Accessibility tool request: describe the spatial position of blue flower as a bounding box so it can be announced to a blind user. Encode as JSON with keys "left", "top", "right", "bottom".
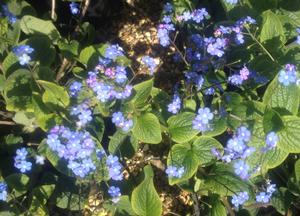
{"left": 231, "top": 191, "right": 249, "bottom": 208}
{"left": 70, "top": 2, "right": 79, "bottom": 15}
{"left": 206, "top": 38, "right": 227, "bottom": 57}
{"left": 12, "top": 45, "right": 34, "bottom": 65}
{"left": 236, "top": 126, "right": 251, "bottom": 142}
{"left": 0, "top": 182, "right": 8, "bottom": 201}
{"left": 69, "top": 81, "right": 82, "bottom": 97}
{"left": 265, "top": 132, "right": 279, "bottom": 149}
{"left": 15, "top": 160, "right": 32, "bottom": 173}
{"left": 256, "top": 192, "right": 271, "bottom": 203}
{"left": 228, "top": 74, "right": 243, "bottom": 86}
{"left": 112, "top": 112, "right": 133, "bottom": 132}
{"left": 164, "top": 3, "right": 173, "bottom": 13}
{"left": 108, "top": 186, "right": 121, "bottom": 203}
{"left": 141, "top": 56, "right": 157, "bottom": 75}
{"left": 167, "top": 94, "right": 181, "bottom": 114}
{"left": 106, "top": 155, "right": 123, "bottom": 181}
{"left": 166, "top": 166, "right": 185, "bottom": 178}
{"left": 233, "top": 160, "right": 249, "bottom": 179}
{"left": 192, "top": 8, "right": 209, "bottom": 23}
{"left": 204, "top": 87, "right": 215, "bottom": 95}
{"left": 35, "top": 155, "right": 45, "bottom": 165}
{"left": 192, "top": 107, "right": 214, "bottom": 132}
{"left": 1, "top": 5, "right": 17, "bottom": 23}
{"left": 278, "top": 64, "right": 297, "bottom": 86}
{"left": 105, "top": 44, "right": 124, "bottom": 60}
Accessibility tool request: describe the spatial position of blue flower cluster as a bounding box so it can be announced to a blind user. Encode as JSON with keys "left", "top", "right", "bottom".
{"left": 141, "top": 56, "right": 158, "bottom": 75}
{"left": 165, "top": 165, "right": 185, "bottom": 178}
{"left": 256, "top": 181, "right": 276, "bottom": 203}
{"left": 12, "top": 45, "right": 34, "bottom": 65}
{"left": 185, "top": 72, "right": 204, "bottom": 90}
{"left": 46, "top": 126, "right": 96, "bottom": 178}
{"left": 167, "top": 94, "right": 181, "bottom": 114}
{"left": 69, "top": 2, "right": 79, "bottom": 15}
{"left": 231, "top": 191, "right": 249, "bottom": 208}
{"left": 192, "top": 107, "right": 214, "bottom": 132}
{"left": 70, "top": 103, "right": 92, "bottom": 128}
{"left": 0, "top": 182, "right": 8, "bottom": 201}
{"left": 69, "top": 81, "right": 82, "bottom": 97}
{"left": 228, "top": 66, "right": 250, "bottom": 86}
{"left": 105, "top": 44, "right": 124, "bottom": 60}
{"left": 278, "top": 64, "right": 297, "bottom": 86}
{"left": 176, "top": 8, "right": 209, "bottom": 23}
{"left": 112, "top": 112, "right": 133, "bottom": 132}
{"left": 14, "top": 148, "right": 32, "bottom": 173}
{"left": 1, "top": 5, "right": 17, "bottom": 23}
{"left": 106, "top": 155, "right": 123, "bottom": 181}
{"left": 108, "top": 186, "right": 121, "bottom": 203}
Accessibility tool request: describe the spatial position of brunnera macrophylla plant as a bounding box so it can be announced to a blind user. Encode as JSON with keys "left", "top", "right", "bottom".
{"left": 1, "top": 0, "right": 300, "bottom": 215}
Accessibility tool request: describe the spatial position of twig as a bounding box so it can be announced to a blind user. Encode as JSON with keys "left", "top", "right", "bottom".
{"left": 0, "top": 120, "right": 16, "bottom": 125}
{"left": 51, "top": 0, "right": 56, "bottom": 20}
{"left": 56, "top": 58, "right": 70, "bottom": 82}
{"left": 191, "top": 193, "right": 201, "bottom": 216}
{"left": 170, "top": 39, "right": 189, "bottom": 66}
{"left": 222, "top": 197, "right": 235, "bottom": 216}
{"left": 81, "top": 0, "right": 90, "bottom": 19}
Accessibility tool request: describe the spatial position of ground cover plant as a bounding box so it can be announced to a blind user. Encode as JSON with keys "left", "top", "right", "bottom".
{"left": 1, "top": 0, "right": 300, "bottom": 215}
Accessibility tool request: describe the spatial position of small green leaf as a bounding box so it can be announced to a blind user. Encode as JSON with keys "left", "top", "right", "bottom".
{"left": 20, "top": 15, "right": 60, "bottom": 41}
{"left": 263, "top": 77, "right": 300, "bottom": 114}
{"left": 168, "top": 112, "right": 199, "bottom": 143}
{"left": 208, "top": 196, "right": 227, "bottom": 216}
{"left": 167, "top": 144, "right": 199, "bottom": 185}
{"left": 131, "top": 165, "right": 162, "bottom": 216}
{"left": 37, "top": 80, "right": 70, "bottom": 108}
{"left": 295, "top": 159, "right": 300, "bottom": 182}
{"left": 58, "top": 39, "right": 79, "bottom": 60}
{"left": 132, "top": 113, "right": 162, "bottom": 144}
{"left": 79, "top": 44, "right": 107, "bottom": 68}
{"left": 132, "top": 79, "right": 153, "bottom": 108}
{"left": 192, "top": 137, "right": 223, "bottom": 165}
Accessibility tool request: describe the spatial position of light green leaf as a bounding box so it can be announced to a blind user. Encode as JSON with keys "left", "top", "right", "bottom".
{"left": 79, "top": 44, "right": 107, "bottom": 68}
{"left": 263, "top": 77, "right": 300, "bottom": 114}
{"left": 278, "top": 116, "right": 300, "bottom": 153}
{"left": 208, "top": 196, "right": 227, "bottom": 216}
{"left": 295, "top": 159, "right": 300, "bottom": 182}
{"left": 167, "top": 144, "right": 199, "bottom": 185}
{"left": 20, "top": 15, "right": 60, "bottom": 41}
{"left": 168, "top": 112, "right": 198, "bottom": 143}
{"left": 260, "top": 10, "right": 285, "bottom": 45}
{"left": 132, "top": 113, "right": 162, "bottom": 144}
{"left": 131, "top": 165, "right": 162, "bottom": 216}
{"left": 4, "top": 69, "right": 33, "bottom": 112}
{"left": 192, "top": 137, "right": 223, "bottom": 165}
{"left": 37, "top": 80, "right": 70, "bottom": 108}
{"left": 133, "top": 79, "right": 153, "bottom": 108}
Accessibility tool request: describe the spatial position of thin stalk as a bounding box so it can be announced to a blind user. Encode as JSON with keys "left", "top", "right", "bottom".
{"left": 222, "top": 197, "right": 235, "bottom": 216}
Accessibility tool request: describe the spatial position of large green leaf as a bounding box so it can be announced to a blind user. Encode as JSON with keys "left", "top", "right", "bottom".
{"left": 201, "top": 164, "right": 251, "bottom": 196}
{"left": 192, "top": 137, "right": 223, "bottom": 165}
{"left": 132, "top": 113, "right": 162, "bottom": 144}
{"left": 37, "top": 80, "right": 70, "bottom": 108}
{"left": 278, "top": 116, "right": 300, "bottom": 153}
{"left": 167, "top": 144, "right": 199, "bottom": 185}
{"left": 132, "top": 79, "right": 153, "bottom": 108}
{"left": 131, "top": 165, "right": 162, "bottom": 216}
{"left": 20, "top": 15, "right": 60, "bottom": 41}
{"left": 4, "top": 69, "right": 33, "bottom": 112}
{"left": 167, "top": 112, "right": 199, "bottom": 143}
{"left": 263, "top": 78, "right": 300, "bottom": 114}
{"left": 260, "top": 10, "right": 285, "bottom": 47}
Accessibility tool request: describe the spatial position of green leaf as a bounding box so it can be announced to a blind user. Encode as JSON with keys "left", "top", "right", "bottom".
{"left": 79, "top": 44, "right": 107, "bottom": 68}
{"left": 132, "top": 79, "right": 153, "bottom": 108}
{"left": 4, "top": 69, "right": 33, "bottom": 112}
{"left": 108, "top": 131, "right": 138, "bottom": 157}
{"left": 55, "top": 191, "right": 85, "bottom": 211}
{"left": 4, "top": 134, "right": 23, "bottom": 146}
{"left": 263, "top": 108, "right": 284, "bottom": 133}
{"left": 208, "top": 196, "right": 227, "bottom": 216}
{"left": 131, "top": 165, "right": 162, "bottom": 216}
{"left": 167, "top": 144, "right": 199, "bottom": 185}
{"left": 5, "top": 173, "right": 30, "bottom": 198}
{"left": 58, "top": 39, "right": 79, "bottom": 60}
{"left": 37, "top": 80, "right": 70, "bottom": 108}
{"left": 132, "top": 113, "right": 162, "bottom": 144}
{"left": 20, "top": 15, "right": 60, "bottom": 41}
{"left": 167, "top": 112, "right": 199, "bottom": 143}
{"left": 260, "top": 10, "right": 285, "bottom": 47}
{"left": 203, "top": 116, "right": 227, "bottom": 137}
{"left": 192, "top": 137, "right": 223, "bottom": 165}
{"left": 278, "top": 116, "right": 300, "bottom": 153}
{"left": 263, "top": 77, "right": 300, "bottom": 114}
{"left": 29, "top": 184, "right": 55, "bottom": 215}
{"left": 295, "top": 159, "right": 300, "bottom": 183}
{"left": 202, "top": 164, "right": 251, "bottom": 196}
